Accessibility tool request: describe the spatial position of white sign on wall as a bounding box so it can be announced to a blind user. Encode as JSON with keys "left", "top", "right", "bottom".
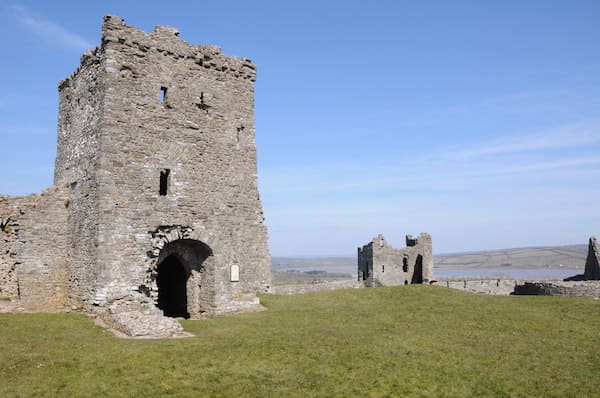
{"left": 230, "top": 264, "right": 240, "bottom": 282}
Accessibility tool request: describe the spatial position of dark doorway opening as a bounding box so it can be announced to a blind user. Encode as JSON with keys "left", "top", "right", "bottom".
{"left": 411, "top": 254, "right": 423, "bottom": 284}
{"left": 157, "top": 255, "right": 190, "bottom": 318}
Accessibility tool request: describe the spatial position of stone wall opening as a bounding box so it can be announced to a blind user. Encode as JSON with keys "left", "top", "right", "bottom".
{"left": 159, "top": 169, "right": 170, "bottom": 196}
{"left": 411, "top": 254, "right": 423, "bottom": 284}
{"left": 153, "top": 237, "right": 213, "bottom": 318}
{"left": 157, "top": 255, "right": 189, "bottom": 318}
{"left": 159, "top": 86, "right": 167, "bottom": 104}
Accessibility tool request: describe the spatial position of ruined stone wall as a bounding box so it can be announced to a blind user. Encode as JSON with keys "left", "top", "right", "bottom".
{"left": 0, "top": 196, "right": 24, "bottom": 299}
{"left": 433, "top": 278, "right": 600, "bottom": 298}
{"left": 434, "top": 279, "right": 522, "bottom": 295}
{"left": 55, "top": 16, "right": 270, "bottom": 315}
{"left": 513, "top": 281, "right": 600, "bottom": 298}
{"left": 583, "top": 237, "right": 599, "bottom": 279}
{"left": 0, "top": 187, "right": 70, "bottom": 309}
{"left": 272, "top": 280, "right": 363, "bottom": 295}
{"left": 358, "top": 233, "right": 433, "bottom": 287}
{"left": 564, "top": 237, "right": 599, "bottom": 281}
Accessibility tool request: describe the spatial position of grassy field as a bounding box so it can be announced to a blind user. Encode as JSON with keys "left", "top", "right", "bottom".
{"left": 1, "top": 286, "right": 599, "bottom": 397}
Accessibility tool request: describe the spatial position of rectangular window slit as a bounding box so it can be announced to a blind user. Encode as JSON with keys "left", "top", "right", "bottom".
{"left": 159, "top": 169, "right": 170, "bottom": 196}
{"left": 159, "top": 87, "right": 168, "bottom": 104}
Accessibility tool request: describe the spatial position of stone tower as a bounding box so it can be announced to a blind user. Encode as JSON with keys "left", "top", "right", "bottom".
{"left": 0, "top": 15, "right": 271, "bottom": 322}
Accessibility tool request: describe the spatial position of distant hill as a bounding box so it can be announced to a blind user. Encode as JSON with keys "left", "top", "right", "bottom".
{"left": 272, "top": 244, "right": 588, "bottom": 274}
{"left": 272, "top": 257, "right": 355, "bottom": 274}
{"left": 435, "top": 244, "right": 587, "bottom": 269}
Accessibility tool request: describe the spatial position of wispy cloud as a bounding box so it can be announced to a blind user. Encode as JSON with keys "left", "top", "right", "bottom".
{"left": 10, "top": 5, "right": 93, "bottom": 51}
{"left": 450, "top": 119, "right": 600, "bottom": 160}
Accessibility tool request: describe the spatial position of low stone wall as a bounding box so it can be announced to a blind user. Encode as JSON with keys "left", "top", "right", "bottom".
{"left": 513, "top": 281, "right": 600, "bottom": 298}
{"left": 272, "top": 280, "right": 363, "bottom": 295}
{"left": 434, "top": 278, "right": 600, "bottom": 298}
{"left": 432, "top": 279, "right": 524, "bottom": 295}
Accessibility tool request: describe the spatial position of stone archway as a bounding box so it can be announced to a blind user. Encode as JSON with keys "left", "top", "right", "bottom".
{"left": 153, "top": 238, "right": 213, "bottom": 318}
{"left": 157, "top": 254, "right": 189, "bottom": 318}
{"left": 147, "top": 226, "right": 215, "bottom": 318}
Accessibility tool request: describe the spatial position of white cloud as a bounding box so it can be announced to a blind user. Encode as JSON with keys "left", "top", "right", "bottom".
{"left": 450, "top": 119, "right": 600, "bottom": 160}
{"left": 11, "top": 5, "right": 93, "bottom": 51}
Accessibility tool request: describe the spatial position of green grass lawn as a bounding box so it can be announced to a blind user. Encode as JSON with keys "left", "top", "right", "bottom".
{"left": 1, "top": 286, "right": 598, "bottom": 397}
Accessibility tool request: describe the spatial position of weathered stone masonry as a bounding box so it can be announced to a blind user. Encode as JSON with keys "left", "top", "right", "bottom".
{"left": 358, "top": 234, "right": 433, "bottom": 287}
{"left": 0, "top": 186, "right": 70, "bottom": 310}
{"left": 0, "top": 16, "right": 271, "bottom": 329}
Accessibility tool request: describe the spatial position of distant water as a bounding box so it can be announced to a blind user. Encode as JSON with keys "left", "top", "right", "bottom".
{"left": 273, "top": 261, "right": 583, "bottom": 281}
{"left": 434, "top": 267, "right": 581, "bottom": 280}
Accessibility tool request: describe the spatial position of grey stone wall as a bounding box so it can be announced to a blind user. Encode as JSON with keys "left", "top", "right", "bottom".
{"left": 434, "top": 279, "right": 522, "bottom": 295}
{"left": 0, "top": 186, "right": 70, "bottom": 310}
{"left": 513, "top": 281, "right": 600, "bottom": 298}
{"left": 565, "top": 236, "right": 600, "bottom": 281}
{"left": 54, "top": 47, "right": 105, "bottom": 308}
{"left": 584, "top": 237, "right": 600, "bottom": 279}
{"left": 0, "top": 196, "right": 23, "bottom": 300}
{"left": 358, "top": 233, "right": 433, "bottom": 287}
{"left": 272, "top": 280, "right": 363, "bottom": 295}
{"left": 433, "top": 278, "right": 600, "bottom": 298}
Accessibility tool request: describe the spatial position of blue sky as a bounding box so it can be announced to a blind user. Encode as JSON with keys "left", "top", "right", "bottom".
{"left": 1, "top": 1, "right": 599, "bottom": 256}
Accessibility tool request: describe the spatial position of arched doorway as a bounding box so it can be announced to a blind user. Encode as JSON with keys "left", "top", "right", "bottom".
{"left": 157, "top": 255, "right": 189, "bottom": 318}
{"left": 153, "top": 238, "right": 213, "bottom": 319}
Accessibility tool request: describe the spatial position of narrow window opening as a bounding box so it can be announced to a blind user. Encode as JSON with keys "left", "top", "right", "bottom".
{"left": 196, "top": 92, "right": 211, "bottom": 113}
{"left": 159, "top": 87, "right": 168, "bottom": 104}
{"left": 402, "top": 256, "right": 409, "bottom": 272}
{"left": 159, "top": 169, "right": 170, "bottom": 196}
{"left": 382, "top": 265, "right": 385, "bottom": 273}
{"left": 236, "top": 125, "right": 245, "bottom": 143}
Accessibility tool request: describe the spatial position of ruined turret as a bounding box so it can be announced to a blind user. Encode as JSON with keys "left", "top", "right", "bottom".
{"left": 565, "top": 236, "right": 600, "bottom": 281}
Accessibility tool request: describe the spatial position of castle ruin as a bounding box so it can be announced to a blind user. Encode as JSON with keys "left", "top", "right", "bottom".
{"left": 358, "top": 234, "right": 433, "bottom": 287}
{"left": 565, "top": 236, "right": 600, "bottom": 281}
{"left": 0, "top": 16, "right": 271, "bottom": 336}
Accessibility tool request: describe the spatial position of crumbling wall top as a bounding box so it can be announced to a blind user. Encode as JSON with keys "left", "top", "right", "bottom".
{"left": 153, "top": 25, "right": 180, "bottom": 37}
{"left": 100, "top": 15, "right": 255, "bottom": 78}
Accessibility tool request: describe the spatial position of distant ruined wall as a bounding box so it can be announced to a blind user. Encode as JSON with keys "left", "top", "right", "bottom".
{"left": 0, "top": 187, "right": 70, "bottom": 309}
{"left": 272, "top": 280, "right": 363, "bottom": 295}
{"left": 564, "top": 237, "right": 600, "bottom": 281}
{"left": 513, "top": 281, "right": 600, "bottom": 298}
{"left": 434, "top": 279, "right": 522, "bottom": 295}
{"left": 433, "top": 278, "right": 600, "bottom": 298}
{"left": 583, "top": 237, "right": 600, "bottom": 280}
{"left": 358, "top": 233, "right": 433, "bottom": 287}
